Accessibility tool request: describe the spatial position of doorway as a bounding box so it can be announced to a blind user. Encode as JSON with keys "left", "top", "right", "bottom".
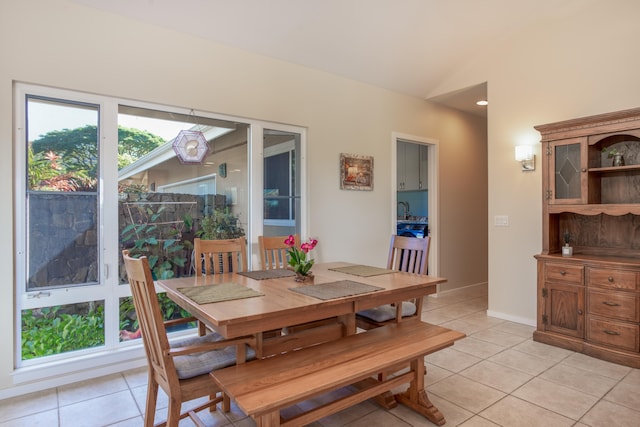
{"left": 392, "top": 133, "right": 439, "bottom": 276}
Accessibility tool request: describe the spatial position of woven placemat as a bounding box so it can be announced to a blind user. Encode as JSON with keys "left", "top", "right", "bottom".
{"left": 329, "top": 265, "right": 394, "bottom": 277}
{"left": 289, "top": 280, "right": 383, "bottom": 300}
{"left": 178, "top": 283, "right": 264, "bottom": 304}
{"left": 237, "top": 269, "right": 296, "bottom": 280}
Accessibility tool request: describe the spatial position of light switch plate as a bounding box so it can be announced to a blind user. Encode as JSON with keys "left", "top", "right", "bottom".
{"left": 494, "top": 215, "right": 509, "bottom": 227}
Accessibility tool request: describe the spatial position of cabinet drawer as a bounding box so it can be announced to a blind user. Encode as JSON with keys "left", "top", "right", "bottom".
{"left": 588, "top": 290, "right": 638, "bottom": 322}
{"left": 587, "top": 268, "right": 638, "bottom": 290}
{"left": 587, "top": 318, "right": 639, "bottom": 352}
{"left": 545, "top": 263, "right": 584, "bottom": 285}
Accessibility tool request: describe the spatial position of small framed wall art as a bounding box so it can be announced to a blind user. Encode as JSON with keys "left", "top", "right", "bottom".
{"left": 339, "top": 153, "right": 373, "bottom": 191}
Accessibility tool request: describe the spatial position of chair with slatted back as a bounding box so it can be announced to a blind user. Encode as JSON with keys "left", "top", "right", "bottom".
{"left": 257, "top": 235, "right": 301, "bottom": 337}
{"left": 257, "top": 234, "right": 335, "bottom": 336}
{"left": 193, "top": 237, "right": 248, "bottom": 336}
{"left": 194, "top": 237, "right": 248, "bottom": 276}
{"left": 122, "top": 250, "right": 255, "bottom": 427}
{"left": 258, "top": 234, "right": 300, "bottom": 270}
{"left": 356, "top": 235, "right": 431, "bottom": 330}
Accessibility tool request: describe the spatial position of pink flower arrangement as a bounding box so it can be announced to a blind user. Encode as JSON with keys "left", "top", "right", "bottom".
{"left": 285, "top": 235, "right": 318, "bottom": 277}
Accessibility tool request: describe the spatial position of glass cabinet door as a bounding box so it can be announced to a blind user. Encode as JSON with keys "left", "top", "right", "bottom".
{"left": 548, "top": 138, "right": 587, "bottom": 204}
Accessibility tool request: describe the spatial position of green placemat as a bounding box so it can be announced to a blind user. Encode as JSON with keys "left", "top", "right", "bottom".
{"left": 289, "top": 280, "right": 383, "bottom": 300}
{"left": 329, "top": 265, "right": 394, "bottom": 277}
{"left": 237, "top": 269, "right": 296, "bottom": 280}
{"left": 178, "top": 282, "right": 264, "bottom": 304}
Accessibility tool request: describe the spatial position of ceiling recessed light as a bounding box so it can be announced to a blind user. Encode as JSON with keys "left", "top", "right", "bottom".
{"left": 476, "top": 100, "right": 488, "bottom": 106}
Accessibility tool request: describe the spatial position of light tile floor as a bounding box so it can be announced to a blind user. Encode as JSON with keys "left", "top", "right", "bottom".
{"left": 2, "top": 284, "right": 640, "bottom": 426}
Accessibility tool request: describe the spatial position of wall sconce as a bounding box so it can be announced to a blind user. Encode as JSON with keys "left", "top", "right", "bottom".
{"left": 515, "top": 145, "right": 535, "bottom": 171}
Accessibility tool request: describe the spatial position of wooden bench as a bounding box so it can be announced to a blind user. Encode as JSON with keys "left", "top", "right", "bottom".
{"left": 211, "top": 321, "right": 465, "bottom": 427}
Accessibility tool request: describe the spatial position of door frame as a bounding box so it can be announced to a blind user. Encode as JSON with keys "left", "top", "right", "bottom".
{"left": 391, "top": 132, "right": 439, "bottom": 281}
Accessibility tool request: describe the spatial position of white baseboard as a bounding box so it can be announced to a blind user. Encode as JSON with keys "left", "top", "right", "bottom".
{"left": 486, "top": 310, "right": 536, "bottom": 327}
{"left": 431, "top": 281, "right": 487, "bottom": 297}
{"left": 1, "top": 358, "right": 147, "bottom": 400}
{"left": 1, "top": 347, "right": 147, "bottom": 400}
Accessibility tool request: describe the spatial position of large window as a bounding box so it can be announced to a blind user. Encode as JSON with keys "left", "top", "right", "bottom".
{"left": 15, "top": 84, "right": 305, "bottom": 375}
{"left": 21, "top": 96, "right": 104, "bottom": 359}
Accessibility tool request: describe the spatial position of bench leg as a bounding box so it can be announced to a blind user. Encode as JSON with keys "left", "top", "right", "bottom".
{"left": 351, "top": 377, "right": 398, "bottom": 409}
{"left": 394, "top": 358, "right": 446, "bottom": 426}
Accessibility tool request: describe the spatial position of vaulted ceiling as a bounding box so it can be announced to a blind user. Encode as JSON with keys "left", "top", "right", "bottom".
{"left": 74, "top": 0, "right": 594, "bottom": 118}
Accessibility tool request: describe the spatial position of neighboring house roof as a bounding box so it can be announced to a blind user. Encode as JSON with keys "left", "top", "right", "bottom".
{"left": 118, "top": 126, "right": 233, "bottom": 181}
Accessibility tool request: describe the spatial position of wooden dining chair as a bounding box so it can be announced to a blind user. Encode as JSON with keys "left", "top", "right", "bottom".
{"left": 258, "top": 234, "right": 300, "bottom": 270}
{"left": 356, "top": 235, "right": 431, "bottom": 330}
{"left": 194, "top": 237, "right": 249, "bottom": 276}
{"left": 193, "top": 237, "right": 248, "bottom": 335}
{"left": 257, "top": 234, "right": 335, "bottom": 337}
{"left": 122, "top": 250, "right": 255, "bottom": 427}
{"left": 257, "top": 235, "right": 303, "bottom": 338}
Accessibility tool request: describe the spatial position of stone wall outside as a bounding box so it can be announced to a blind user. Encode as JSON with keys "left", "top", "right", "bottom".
{"left": 27, "top": 191, "right": 226, "bottom": 289}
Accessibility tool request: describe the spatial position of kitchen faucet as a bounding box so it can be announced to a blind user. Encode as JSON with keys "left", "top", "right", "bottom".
{"left": 398, "top": 201, "right": 410, "bottom": 220}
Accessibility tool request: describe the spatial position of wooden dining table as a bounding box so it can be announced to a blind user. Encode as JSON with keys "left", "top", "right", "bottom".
{"left": 156, "top": 261, "right": 446, "bottom": 351}
{"left": 156, "top": 261, "right": 453, "bottom": 424}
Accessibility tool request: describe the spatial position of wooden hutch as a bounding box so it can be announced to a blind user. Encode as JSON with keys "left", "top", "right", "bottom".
{"left": 534, "top": 108, "right": 640, "bottom": 368}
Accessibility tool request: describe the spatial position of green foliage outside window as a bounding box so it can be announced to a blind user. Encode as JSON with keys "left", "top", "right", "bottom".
{"left": 28, "top": 125, "right": 164, "bottom": 192}
{"left": 197, "top": 207, "right": 245, "bottom": 240}
{"left": 31, "top": 125, "right": 164, "bottom": 173}
{"left": 28, "top": 147, "right": 96, "bottom": 191}
{"left": 120, "top": 206, "right": 188, "bottom": 280}
{"left": 119, "top": 293, "right": 195, "bottom": 341}
{"left": 20, "top": 294, "right": 194, "bottom": 358}
{"left": 21, "top": 303, "right": 104, "bottom": 360}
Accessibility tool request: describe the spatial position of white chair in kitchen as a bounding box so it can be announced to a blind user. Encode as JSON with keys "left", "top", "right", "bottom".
{"left": 356, "top": 235, "right": 430, "bottom": 330}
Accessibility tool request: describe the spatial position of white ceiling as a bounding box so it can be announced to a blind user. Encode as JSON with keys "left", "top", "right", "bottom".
{"left": 74, "top": 0, "right": 592, "bottom": 118}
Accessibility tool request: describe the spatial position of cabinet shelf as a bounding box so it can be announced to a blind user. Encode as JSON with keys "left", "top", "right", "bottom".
{"left": 588, "top": 164, "right": 640, "bottom": 174}
{"left": 547, "top": 204, "right": 640, "bottom": 215}
{"left": 537, "top": 253, "right": 640, "bottom": 266}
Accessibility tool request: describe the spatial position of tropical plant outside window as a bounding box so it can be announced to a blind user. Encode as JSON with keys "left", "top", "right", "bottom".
{"left": 20, "top": 96, "right": 247, "bottom": 359}
{"left": 16, "top": 85, "right": 302, "bottom": 371}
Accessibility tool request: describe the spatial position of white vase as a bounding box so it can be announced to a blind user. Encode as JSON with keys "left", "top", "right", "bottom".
{"left": 612, "top": 154, "right": 624, "bottom": 167}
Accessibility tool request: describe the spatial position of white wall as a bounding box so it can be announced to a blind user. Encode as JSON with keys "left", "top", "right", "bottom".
{"left": 430, "top": 0, "right": 640, "bottom": 324}
{"left": 0, "top": 0, "right": 487, "bottom": 396}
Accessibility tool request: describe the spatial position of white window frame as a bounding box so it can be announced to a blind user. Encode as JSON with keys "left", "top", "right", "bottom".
{"left": 12, "top": 83, "right": 308, "bottom": 394}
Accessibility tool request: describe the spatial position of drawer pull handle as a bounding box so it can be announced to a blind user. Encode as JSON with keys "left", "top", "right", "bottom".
{"left": 560, "top": 271, "right": 566, "bottom": 275}
{"left": 603, "top": 329, "right": 620, "bottom": 335}
{"left": 602, "top": 301, "right": 620, "bottom": 307}
{"left": 608, "top": 276, "right": 614, "bottom": 282}
{"left": 577, "top": 309, "right": 583, "bottom": 315}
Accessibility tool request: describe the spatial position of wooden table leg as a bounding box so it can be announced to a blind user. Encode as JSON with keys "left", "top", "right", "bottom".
{"left": 255, "top": 332, "right": 264, "bottom": 359}
{"left": 338, "top": 313, "right": 356, "bottom": 336}
{"left": 394, "top": 358, "right": 446, "bottom": 426}
{"left": 256, "top": 411, "right": 280, "bottom": 427}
